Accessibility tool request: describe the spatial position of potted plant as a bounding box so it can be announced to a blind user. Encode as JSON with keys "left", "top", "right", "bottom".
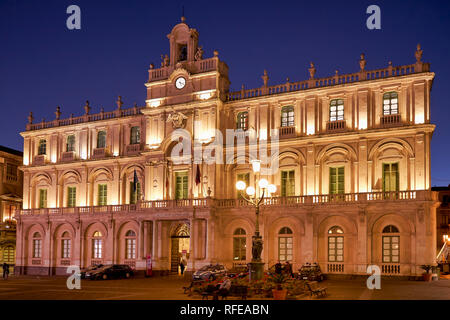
{"left": 420, "top": 265, "right": 433, "bottom": 282}
{"left": 269, "top": 273, "right": 288, "bottom": 300}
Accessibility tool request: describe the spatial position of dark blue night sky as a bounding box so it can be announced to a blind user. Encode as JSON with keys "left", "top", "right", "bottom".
{"left": 1, "top": 0, "right": 449, "bottom": 186}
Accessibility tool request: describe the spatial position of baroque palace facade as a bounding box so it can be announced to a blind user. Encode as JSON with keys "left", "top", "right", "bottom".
{"left": 16, "top": 18, "right": 438, "bottom": 277}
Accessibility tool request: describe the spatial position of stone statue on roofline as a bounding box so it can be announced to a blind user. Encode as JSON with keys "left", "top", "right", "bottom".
{"left": 194, "top": 46, "right": 204, "bottom": 61}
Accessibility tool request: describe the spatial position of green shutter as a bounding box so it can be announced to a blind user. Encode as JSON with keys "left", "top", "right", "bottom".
{"left": 67, "top": 187, "right": 76, "bottom": 207}
{"left": 237, "top": 173, "right": 250, "bottom": 198}
{"left": 281, "top": 170, "right": 295, "bottom": 197}
{"left": 330, "top": 167, "right": 344, "bottom": 194}
{"left": 39, "top": 189, "right": 47, "bottom": 208}
{"left": 175, "top": 172, "right": 188, "bottom": 200}
{"left": 129, "top": 182, "right": 141, "bottom": 204}
{"left": 383, "top": 163, "right": 399, "bottom": 192}
{"left": 98, "top": 184, "right": 107, "bottom": 206}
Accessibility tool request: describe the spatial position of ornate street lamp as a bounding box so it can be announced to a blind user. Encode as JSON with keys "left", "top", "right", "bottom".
{"left": 236, "top": 160, "right": 276, "bottom": 280}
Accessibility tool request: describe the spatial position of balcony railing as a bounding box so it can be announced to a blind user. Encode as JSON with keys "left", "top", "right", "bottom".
{"left": 33, "top": 155, "right": 45, "bottom": 166}
{"left": 26, "top": 105, "right": 144, "bottom": 131}
{"left": 279, "top": 126, "right": 296, "bottom": 138}
{"left": 16, "top": 190, "right": 436, "bottom": 217}
{"left": 93, "top": 148, "right": 107, "bottom": 159}
{"left": 148, "top": 57, "right": 220, "bottom": 82}
{"left": 381, "top": 114, "right": 401, "bottom": 127}
{"left": 126, "top": 144, "right": 141, "bottom": 155}
{"left": 227, "top": 62, "right": 430, "bottom": 102}
{"left": 61, "top": 151, "right": 75, "bottom": 162}
{"left": 327, "top": 263, "right": 345, "bottom": 273}
{"left": 381, "top": 264, "right": 401, "bottom": 275}
{"left": 327, "top": 120, "right": 346, "bottom": 132}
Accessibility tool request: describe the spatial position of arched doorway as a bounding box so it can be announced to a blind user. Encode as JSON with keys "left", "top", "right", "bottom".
{"left": 170, "top": 224, "right": 190, "bottom": 274}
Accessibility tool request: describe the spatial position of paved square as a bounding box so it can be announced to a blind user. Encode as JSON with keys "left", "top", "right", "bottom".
{"left": 0, "top": 275, "right": 450, "bottom": 300}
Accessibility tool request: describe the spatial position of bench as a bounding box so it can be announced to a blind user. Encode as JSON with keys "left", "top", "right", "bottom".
{"left": 183, "top": 280, "right": 205, "bottom": 295}
{"left": 305, "top": 281, "right": 327, "bottom": 298}
{"left": 228, "top": 285, "right": 248, "bottom": 300}
{"left": 201, "top": 284, "right": 248, "bottom": 300}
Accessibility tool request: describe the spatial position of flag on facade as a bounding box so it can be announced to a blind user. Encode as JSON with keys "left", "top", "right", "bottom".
{"left": 133, "top": 169, "right": 138, "bottom": 192}
{"left": 195, "top": 164, "right": 201, "bottom": 185}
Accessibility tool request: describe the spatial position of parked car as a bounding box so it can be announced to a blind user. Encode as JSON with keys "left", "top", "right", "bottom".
{"left": 78, "top": 264, "right": 104, "bottom": 279}
{"left": 193, "top": 264, "right": 227, "bottom": 281}
{"left": 85, "top": 264, "right": 134, "bottom": 280}
{"left": 298, "top": 263, "right": 324, "bottom": 282}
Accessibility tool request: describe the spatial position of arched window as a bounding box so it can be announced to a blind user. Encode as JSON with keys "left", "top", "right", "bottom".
{"left": 328, "top": 226, "right": 344, "bottom": 262}
{"left": 92, "top": 231, "right": 103, "bottom": 259}
{"left": 3, "top": 246, "right": 15, "bottom": 264}
{"left": 61, "top": 232, "right": 71, "bottom": 259}
{"left": 278, "top": 227, "right": 293, "bottom": 262}
{"left": 383, "top": 92, "right": 398, "bottom": 115}
{"left": 130, "top": 126, "right": 141, "bottom": 145}
{"left": 281, "top": 106, "right": 294, "bottom": 127}
{"left": 236, "top": 112, "right": 248, "bottom": 131}
{"left": 125, "top": 230, "right": 136, "bottom": 260}
{"left": 32, "top": 232, "right": 42, "bottom": 258}
{"left": 97, "top": 131, "right": 106, "bottom": 149}
{"left": 38, "top": 139, "right": 47, "bottom": 155}
{"left": 382, "top": 225, "right": 400, "bottom": 263}
{"left": 233, "top": 228, "right": 246, "bottom": 261}
{"left": 66, "top": 135, "right": 75, "bottom": 152}
{"left": 330, "top": 99, "right": 344, "bottom": 122}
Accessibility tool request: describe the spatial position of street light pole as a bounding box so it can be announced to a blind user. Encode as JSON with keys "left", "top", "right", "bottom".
{"left": 236, "top": 161, "right": 276, "bottom": 281}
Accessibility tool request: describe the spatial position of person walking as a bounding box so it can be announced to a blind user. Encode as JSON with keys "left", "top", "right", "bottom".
{"left": 179, "top": 255, "right": 187, "bottom": 275}
{"left": 2, "top": 263, "right": 9, "bottom": 280}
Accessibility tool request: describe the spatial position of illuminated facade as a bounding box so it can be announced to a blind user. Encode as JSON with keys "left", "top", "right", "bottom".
{"left": 15, "top": 18, "right": 438, "bottom": 277}
{"left": 0, "top": 146, "right": 23, "bottom": 271}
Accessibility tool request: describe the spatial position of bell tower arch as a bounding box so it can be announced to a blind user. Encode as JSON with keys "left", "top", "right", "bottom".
{"left": 168, "top": 17, "right": 199, "bottom": 65}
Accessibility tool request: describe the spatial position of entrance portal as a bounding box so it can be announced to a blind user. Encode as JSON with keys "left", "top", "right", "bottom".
{"left": 170, "top": 224, "right": 190, "bottom": 274}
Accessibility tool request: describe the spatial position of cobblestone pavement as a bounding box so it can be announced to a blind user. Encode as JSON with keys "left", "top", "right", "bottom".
{"left": 0, "top": 275, "right": 449, "bottom": 300}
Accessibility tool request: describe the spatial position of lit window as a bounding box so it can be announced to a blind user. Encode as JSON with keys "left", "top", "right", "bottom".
{"left": 33, "top": 232, "right": 42, "bottom": 258}
{"left": 130, "top": 126, "right": 141, "bottom": 145}
{"left": 383, "top": 163, "right": 399, "bottom": 192}
{"left": 236, "top": 112, "right": 248, "bottom": 131}
{"left": 3, "top": 246, "right": 15, "bottom": 264}
{"left": 278, "top": 227, "right": 293, "bottom": 262}
{"left": 92, "top": 231, "right": 103, "bottom": 259}
{"left": 233, "top": 228, "right": 246, "bottom": 261}
{"left": 125, "top": 230, "right": 136, "bottom": 259}
{"left": 66, "top": 135, "right": 75, "bottom": 152}
{"left": 61, "top": 232, "right": 71, "bottom": 259}
{"left": 328, "top": 226, "right": 344, "bottom": 262}
{"left": 330, "top": 99, "right": 344, "bottom": 122}
{"left": 38, "top": 139, "right": 47, "bottom": 155}
{"left": 383, "top": 92, "right": 398, "bottom": 115}
{"left": 97, "top": 131, "right": 106, "bottom": 149}
{"left": 382, "top": 225, "right": 400, "bottom": 263}
{"left": 281, "top": 106, "right": 294, "bottom": 127}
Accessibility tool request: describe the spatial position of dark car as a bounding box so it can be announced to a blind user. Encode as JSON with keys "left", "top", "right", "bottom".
{"left": 85, "top": 264, "right": 134, "bottom": 280}
{"left": 298, "top": 263, "right": 324, "bottom": 282}
{"left": 78, "top": 264, "right": 104, "bottom": 279}
{"left": 193, "top": 264, "right": 227, "bottom": 281}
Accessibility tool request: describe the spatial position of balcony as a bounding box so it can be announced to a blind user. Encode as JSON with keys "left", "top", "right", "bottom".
{"left": 327, "top": 120, "right": 346, "bottom": 133}
{"left": 381, "top": 264, "right": 401, "bottom": 275}
{"left": 61, "top": 151, "right": 75, "bottom": 162}
{"left": 126, "top": 144, "right": 141, "bottom": 156}
{"left": 17, "top": 190, "right": 436, "bottom": 217}
{"left": 279, "top": 126, "right": 296, "bottom": 139}
{"left": 327, "top": 263, "right": 345, "bottom": 273}
{"left": 33, "top": 155, "right": 45, "bottom": 166}
{"left": 93, "top": 148, "right": 107, "bottom": 159}
{"left": 381, "top": 114, "right": 401, "bottom": 127}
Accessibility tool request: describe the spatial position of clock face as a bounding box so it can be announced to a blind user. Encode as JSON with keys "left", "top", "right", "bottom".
{"left": 175, "top": 77, "right": 186, "bottom": 89}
